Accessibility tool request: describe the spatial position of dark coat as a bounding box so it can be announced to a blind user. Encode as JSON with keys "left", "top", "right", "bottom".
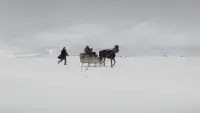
{"left": 84, "top": 47, "right": 90, "bottom": 53}
{"left": 58, "top": 49, "right": 69, "bottom": 59}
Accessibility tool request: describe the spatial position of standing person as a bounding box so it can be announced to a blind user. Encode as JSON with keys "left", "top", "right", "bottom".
{"left": 58, "top": 47, "right": 69, "bottom": 65}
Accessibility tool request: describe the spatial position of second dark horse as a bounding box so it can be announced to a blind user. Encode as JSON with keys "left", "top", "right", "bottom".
{"left": 99, "top": 45, "right": 119, "bottom": 67}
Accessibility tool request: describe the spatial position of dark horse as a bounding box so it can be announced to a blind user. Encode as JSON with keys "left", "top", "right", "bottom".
{"left": 99, "top": 45, "right": 119, "bottom": 67}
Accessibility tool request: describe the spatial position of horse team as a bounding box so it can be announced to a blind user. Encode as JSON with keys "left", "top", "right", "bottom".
{"left": 58, "top": 45, "right": 119, "bottom": 67}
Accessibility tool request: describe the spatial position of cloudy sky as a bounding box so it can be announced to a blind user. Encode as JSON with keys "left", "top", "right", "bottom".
{"left": 0, "top": 0, "right": 200, "bottom": 56}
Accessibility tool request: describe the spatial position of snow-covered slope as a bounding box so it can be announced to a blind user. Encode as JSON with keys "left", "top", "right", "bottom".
{"left": 0, "top": 56, "right": 200, "bottom": 113}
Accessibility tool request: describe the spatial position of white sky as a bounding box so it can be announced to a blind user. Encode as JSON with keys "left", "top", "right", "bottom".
{"left": 0, "top": 0, "right": 200, "bottom": 55}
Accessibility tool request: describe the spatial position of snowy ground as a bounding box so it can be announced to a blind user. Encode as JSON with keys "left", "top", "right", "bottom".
{"left": 0, "top": 56, "right": 200, "bottom": 113}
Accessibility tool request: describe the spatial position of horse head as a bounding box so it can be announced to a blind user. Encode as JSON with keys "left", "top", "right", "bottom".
{"left": 113, "top": 45, "right": 119, "bottom": 53}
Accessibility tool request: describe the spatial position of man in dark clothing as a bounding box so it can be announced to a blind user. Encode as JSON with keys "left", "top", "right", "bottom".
{"left": 58, "top": 47, "right": 69, "bottom": 65}
{"left": 84, "top": 46, "right": 90, "bottom": 53}
{"left": 83, "top": 45, "right": 91, "bottom": 57}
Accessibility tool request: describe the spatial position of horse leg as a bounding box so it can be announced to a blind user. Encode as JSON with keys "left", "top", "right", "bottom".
{"left": 100, "top": 58, "right": 105, "bottom": 66}
{"left": 111, "top": 58, "right": 116, "bottom": 67}
{"left": 103, "top": 58, "right": 106, "bottom": 66}
{"left": 112, "top": 58, "right": 116, "bottom": 67}
{"left": 111, "top": 59, "right": 113, "bottom": 67}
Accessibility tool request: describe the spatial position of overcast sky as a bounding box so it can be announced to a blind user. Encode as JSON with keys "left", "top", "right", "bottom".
{"left": 0, "top": 0, "right": 200, "bottom": 55}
